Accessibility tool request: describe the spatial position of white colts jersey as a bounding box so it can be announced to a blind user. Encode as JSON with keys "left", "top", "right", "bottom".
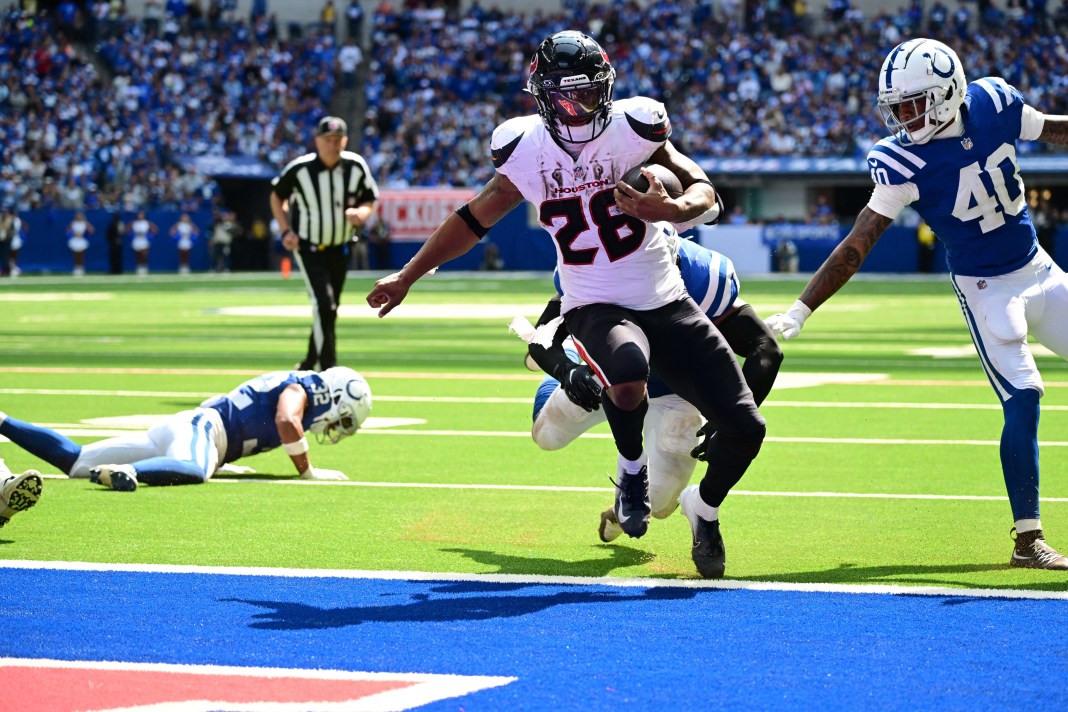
{"left": 491, "top": 97, "right": 685, "bottom": 313}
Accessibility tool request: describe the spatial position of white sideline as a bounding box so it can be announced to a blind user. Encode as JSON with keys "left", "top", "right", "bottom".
{"left": 0, "top": 559, "right": 1064, "bottom": 601}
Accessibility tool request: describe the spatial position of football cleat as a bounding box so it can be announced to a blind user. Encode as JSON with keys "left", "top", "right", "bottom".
{"left": 0, "top": 470, "right": 43, "bottom": 527}
{"left": 1009, "top": 527, "right": 1068, "bottom": 570}
{"left": 610, "top": 466, "right": 650, "bottom": 539}
{"left": 598, "top": 507, "right": 622, "bottom": 543}
{"left": 89, "top": 464, "right": 139, "bottom": 492}
{"left": 679, "top": 484, "right": 726, "bottom": 579}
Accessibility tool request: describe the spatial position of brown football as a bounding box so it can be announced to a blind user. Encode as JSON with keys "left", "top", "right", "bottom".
{"left": 620, "top": 163, "right": 684, "bottom": 197}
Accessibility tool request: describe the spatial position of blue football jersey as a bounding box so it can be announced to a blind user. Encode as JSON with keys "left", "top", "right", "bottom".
{"left": 201, "top": 371, "right": 333, "bottom": 463}
{"left": 866, "top": 78, "right": 1037, "bottom": 276}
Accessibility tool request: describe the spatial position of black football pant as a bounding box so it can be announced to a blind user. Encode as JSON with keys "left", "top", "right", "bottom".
{"left": 295, "top": 243, "right": 348, "bottom": 371}
{"left": 565, "top": 297, "right": 766, "bottom": 507}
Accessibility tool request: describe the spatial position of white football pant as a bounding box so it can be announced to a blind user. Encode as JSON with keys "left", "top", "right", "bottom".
{"left": 532, "top": 389, "right": 703, "bottom": 517}
{"left": 951, "top": 247, "right": 1068, "bottom": 400}
{"left": 68, "top": 408, "right": 226, "bottom": 479}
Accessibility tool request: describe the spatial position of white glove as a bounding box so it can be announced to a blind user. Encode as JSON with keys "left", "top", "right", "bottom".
{"left": 216, "top": 463, "right": 256, "bottom": 475}
{"left": 764, "top": 299, "right": 813, "bottom": 340}
{"left": 300, "top": 467, "right": 349, "bottom": 481}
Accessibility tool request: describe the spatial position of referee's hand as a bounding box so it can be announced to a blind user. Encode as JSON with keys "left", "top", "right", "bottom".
{"left": 367, "top": 272, "right": 411, "bottom": 318}
{"left": 282, "top": 231, "right": 300, "bottom": 251}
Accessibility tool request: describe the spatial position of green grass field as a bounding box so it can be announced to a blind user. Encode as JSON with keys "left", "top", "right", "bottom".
{"left": 2, "top": 271, "right": 1066, "bottom": 591}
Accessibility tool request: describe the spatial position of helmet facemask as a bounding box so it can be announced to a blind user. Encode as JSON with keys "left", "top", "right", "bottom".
{"left": 527, "top": 32, "right": 615, "bottom": 144}
{"left": 309, "top": 367, "right": 371, "bottom": 445}
{"left": 879, "top": 84, "right": 951, "bottom": 145}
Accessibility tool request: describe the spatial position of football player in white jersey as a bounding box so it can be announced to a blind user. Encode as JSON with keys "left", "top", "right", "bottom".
{"left": 369, "top": 31, "right": 766, "bottom": 578}
{"left": 0, "top": 367, "right": 371, "bottom": 492}
{"left": 526, "top": 230, "right": 783, "bottom": 543}
{"left": 766, "top": 38, "right": 1068, "bottom": 569}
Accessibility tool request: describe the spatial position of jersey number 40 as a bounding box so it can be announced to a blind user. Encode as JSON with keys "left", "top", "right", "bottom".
{"left": 951, "top": 143, "right": 1026, "bottom": 234}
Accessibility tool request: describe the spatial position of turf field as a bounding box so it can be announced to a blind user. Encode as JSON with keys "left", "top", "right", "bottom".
{"left": 1, "top": 271, "right": 1066, "bottom": 709}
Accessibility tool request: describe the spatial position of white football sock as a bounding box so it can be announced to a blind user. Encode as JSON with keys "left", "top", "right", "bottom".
{"left": 1015, "top": 518, "right": 1042, "bottom": 535}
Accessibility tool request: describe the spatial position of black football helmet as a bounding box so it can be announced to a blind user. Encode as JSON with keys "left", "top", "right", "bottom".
{"left": 526, "top": 31, "right": 615, "bottom": 144}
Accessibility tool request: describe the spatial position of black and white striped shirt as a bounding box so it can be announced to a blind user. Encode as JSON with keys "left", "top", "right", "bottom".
{"left": 271, "top": 151, "right": 379, "bottom": 248}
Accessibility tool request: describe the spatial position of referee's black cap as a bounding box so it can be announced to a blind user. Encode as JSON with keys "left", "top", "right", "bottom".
{"left": 317, "top": 116, "right": 348, "bottom": 137}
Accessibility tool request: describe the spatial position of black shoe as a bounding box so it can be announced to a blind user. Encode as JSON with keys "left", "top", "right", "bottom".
{"left": 1009, "top": 527, "right": 1068, "bottom": 570}
{"left": 679, "top": 485, "right": 725, "bottom": 578}
{"left": 611, "top": 466, "right": 650, "bottom": 539}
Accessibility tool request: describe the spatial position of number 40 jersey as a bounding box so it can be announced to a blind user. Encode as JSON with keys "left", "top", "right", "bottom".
{"left": 865, "top": 77, "right": 1047, "bottom": 277}
{"left": 491, "top": 96, "right": 686, "bottom": 314}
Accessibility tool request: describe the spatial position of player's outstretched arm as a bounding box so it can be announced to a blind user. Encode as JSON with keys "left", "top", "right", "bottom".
{"left": 766, "top": 207, "right": 894, "bottom": 340}
{"left": 367, "top": 172, "right": 524, "bottom": 317}
{"left": 274, "top": 384, "right": 314, "bottom": 476}
{"left": 1039, "top": 115, "right": 1068, "bottom": 146}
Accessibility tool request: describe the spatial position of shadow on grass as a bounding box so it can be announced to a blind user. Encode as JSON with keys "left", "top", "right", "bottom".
{"left": 221, "top": 581, "right": 701, "bottom": 631}
{"left": 440, "top": 545, "right": 656, "bottom": 578}
{"left": 737, "top": 562, "right": 1068, "bottom": 592}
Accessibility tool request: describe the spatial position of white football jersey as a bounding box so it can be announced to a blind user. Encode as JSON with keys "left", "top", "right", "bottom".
{"left": 491, "top": 96, "right": 685, "bottom": 313}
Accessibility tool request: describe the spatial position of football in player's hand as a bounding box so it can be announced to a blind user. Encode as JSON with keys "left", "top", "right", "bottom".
{"left": 620, "top": 163, "right": 683, "bottom": 197}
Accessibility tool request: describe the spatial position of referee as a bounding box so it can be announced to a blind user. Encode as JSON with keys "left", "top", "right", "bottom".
{"left": 270, "top": 116, "right": 379, "bottom": 371}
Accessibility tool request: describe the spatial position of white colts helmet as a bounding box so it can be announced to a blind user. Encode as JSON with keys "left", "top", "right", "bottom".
{"left": 310, "top": 367, "right": 372, "bottom": 444}
{"left": 877, "top": 38, "right": 966, "bottom": 145}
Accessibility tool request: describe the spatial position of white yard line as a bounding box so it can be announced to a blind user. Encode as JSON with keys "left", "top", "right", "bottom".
{"left": 0, "top": 559, "right": 1063, "bottom": 600}
{"left": 32, "top": 473, "right": 1068, "bottom": 504}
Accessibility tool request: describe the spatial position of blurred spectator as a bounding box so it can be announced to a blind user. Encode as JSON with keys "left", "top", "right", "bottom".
{"left": 210, "top": 209, "right": 236, "bottom": 272}
{"left": 775, "top": 240, "right": 799, "bottom": 273}
{"left": 1033, "top": 200, "right": 1057, "bottom": 260}
{"left": 321, "top": 0, "right": 337, "bottom": 34}
{"left": 0, "top": 207, "right": 16, "bottom": 276}
{"left": 106, "top": 210, "right": 125, "bottom": 274}
{"left": 5, "top": 209, "right": 24, "bottom": 277}
{"left": 346, "top": 0, "right": 364, "bottom": 40}
{"left": 339, "top": 37, "right": 362, "bottom": 89}
{"left": 129, "top": 210, "right": 159, "bottom": 276}
{"left": 480, "top": 240, "right": 504, "bottom": 271}
{"left": 67, "top": 210, "right": 94, "bottom": 276}
{"left": 170, "top": 212, "right": 200, "bottom": 274}
{"left": 365, "top": 212, "right": 391, "bottom": 269}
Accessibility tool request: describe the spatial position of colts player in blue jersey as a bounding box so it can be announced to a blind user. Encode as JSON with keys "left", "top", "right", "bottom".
{"left": 527, "top": 226, "right": 783, "bottom": 543}
{"left": 0, "top": 367, "right": 371, "bottom": 492}
{"left": 766, "top": 38, "right": 1068, "bottom": 569}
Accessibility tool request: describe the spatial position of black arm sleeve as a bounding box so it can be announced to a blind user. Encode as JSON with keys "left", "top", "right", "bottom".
{"left": 526, "top": 297, "right": 575, "bottom": 378}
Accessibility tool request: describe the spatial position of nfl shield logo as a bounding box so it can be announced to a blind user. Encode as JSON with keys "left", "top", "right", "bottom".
{"left": 573, "top": 165, "right": 586, "bottom": 180}
{"left": 961, "top": 137, "right": 973, "bottom": 150}
{"left": 977, "top": 279, "right": 987, "bottom": 290}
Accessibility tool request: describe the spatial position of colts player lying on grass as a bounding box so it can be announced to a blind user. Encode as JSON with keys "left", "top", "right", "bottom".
{"left": 0, "top": 368, "right": 371, "bottom": 492}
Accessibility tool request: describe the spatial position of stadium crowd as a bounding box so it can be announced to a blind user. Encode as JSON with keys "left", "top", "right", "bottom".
{"left": 1, "top": 0, "right": 1067, "bottom": 211}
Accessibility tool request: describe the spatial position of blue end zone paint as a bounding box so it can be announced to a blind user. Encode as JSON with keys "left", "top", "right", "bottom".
{"left": 2, "top": 568, "right": 1065, "bottom": 710}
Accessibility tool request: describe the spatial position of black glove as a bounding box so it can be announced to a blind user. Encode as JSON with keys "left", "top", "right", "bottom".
{"left": 690, "top": 421, "right": 717, "bottom": 461}
{"left": 556, "top": 363, "right": 602, "bottom": 412}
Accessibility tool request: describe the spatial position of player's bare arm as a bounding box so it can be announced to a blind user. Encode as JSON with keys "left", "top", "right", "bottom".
{"left": 1039, "top": 115, "right": 1068, "bottom": 146}
{"left": 615, "top": 141, "right": 716, "bottom": 223}
{"left": 275, "top": 384, "right": 311, "bottom": 474}
{"left": 800, "top": 207, "right": 894, "bottom": 311}
{"left": 366, "top": 172, "right": 524, "bottom": 317}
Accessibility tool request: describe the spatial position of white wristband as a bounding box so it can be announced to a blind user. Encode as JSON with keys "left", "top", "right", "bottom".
{"left": 788, "top": 299, "right": 813, "bottom": 322}
{"left": 283, "top": 437, "right": 309, "bottom": 456}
